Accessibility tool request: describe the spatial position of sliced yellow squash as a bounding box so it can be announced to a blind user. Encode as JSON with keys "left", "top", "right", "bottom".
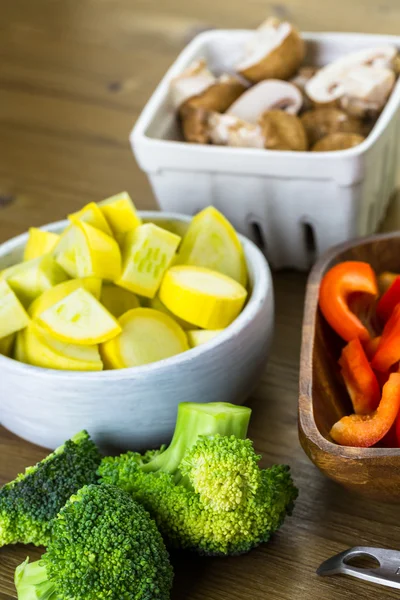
{"left": 176, "top": 206, "right": 248, "bottom": 286}
{"left": 0, "top": 333, "right": 15, "bottom": 357}
{"left": 99, "top": 192, "right": 142, "bottom": 239}
{"left": 69, "top": 202, "right": 113, "bottom": 237}
{"left": 14, "top": 329, "right": 28, "bottom": 363}
{"left": 54, "top": 221, "right": 121, "bottom": 281}
{"left": 28, "top": 277, "right": 102, "bottom": 318}
{"left": 159, "top": 265, "right": 247, "bottom": 329}
{"left": 23, "top": 324, "right": 103, "bottom": 371}
{"left": 101, "top": 283, "right": 140, "bottom": 318}
{"left": 101, "top": 308, "right": 189, "bottom": 369}
{"left": 116, "top": 223, "right": 181, "bottom": 298}
{"left": 149, "top": 295, "right": 195, "bottom": 331}
{"left": 1, "top": 255, "right": 69, "bottom": 307}
{"left": 0, "top": 280, "right": 30, "bottom": 338}
{"left": 24, "top": 228, "right": 60, "bottom": 261}
{"left": 187, "top": 329, "right": 223, "bottom": 348}
{"left": 36, "top": 287, "right": 121, "bottom": 345}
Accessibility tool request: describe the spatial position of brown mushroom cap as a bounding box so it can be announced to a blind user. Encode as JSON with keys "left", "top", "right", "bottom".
{"left": 301, "top": 108, "right": 364, "bottom": 146}
{"left": 180, "top": 105, "right": 212, "bottom": 144}
{"left": 237, "top": 17, "right": 305, "bottom": 82}
{"left": 312, "top": 132, "right": 365, "bottom": 152}
{"left": 259, "top": 110, "right": 308, "bottom": 151}
{"left": 181, "top": 75, "right": 247, "bottom": 114}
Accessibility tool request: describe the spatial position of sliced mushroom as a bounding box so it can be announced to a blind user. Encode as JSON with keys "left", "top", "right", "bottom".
{"left": 170, "top": 59, "right": 247, "bottom": 113}
{"left": 259, "top": 110, "right": 308, "bottom": 151}
{"left": 305, "top": 47, "right": 398, "bottom": 115}
{"left": 312, "top": 132, "right": 365, "bottom": 152}
{"left": 237, "top": 17, "right": 305, "bottom": 82}
{"left": 180, "top": 105, "right": 212, "bottom": 144}
{"left": 301, "top": 109, "right": 364, "bottom": 146}
{"left": 226, "top": 80, "right": 303, "bottom": 124}
{"left": 339, "top": 66, "right": 395, "bottom": 118}
{"left": 290, "top": 66, "right": 319, "bottom": 111}
{"left": 208, "top": 113, "right": 265, "bottom": 148}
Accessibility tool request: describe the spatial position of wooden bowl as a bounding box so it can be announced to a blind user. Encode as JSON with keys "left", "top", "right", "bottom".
{"left": 299, "top": 231, "right": 400, "bottom": 501}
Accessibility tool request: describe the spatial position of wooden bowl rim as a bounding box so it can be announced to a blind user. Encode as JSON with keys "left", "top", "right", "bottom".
{"left": 299, "top": 230, "right": 400, "bottom": 459}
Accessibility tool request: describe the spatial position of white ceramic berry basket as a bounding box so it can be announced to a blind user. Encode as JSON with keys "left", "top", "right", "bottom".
{"left": 131, "top": 30, "right": 400, "bottom": 271}
{"left": 0, "top": 212, "right": 273, "bottom": 452}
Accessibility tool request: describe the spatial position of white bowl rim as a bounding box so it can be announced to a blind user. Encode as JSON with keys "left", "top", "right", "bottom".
{"left": 0, "top": 211, "right": 272, "bottom": 380}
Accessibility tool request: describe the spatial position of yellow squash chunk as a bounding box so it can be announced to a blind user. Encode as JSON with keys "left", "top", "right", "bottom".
{"left": 22, "top": 324, "right": 103, "bottom": 371}
{"left": 0, "top": 280, "right": 30, "bottom": 338}
{"left": 101, "top": 307, "right": 189, "bottom": 369}
{"left": 159, "top": 265, "right": 248, "bottom": 329}
{"left": 99, "top": 192, "right": 142, "bottom": 239}
{"left": 28, "top": 277, "right": 102, "bottom": 318}
{"left": 116, "top": 223, "right": 181, "bottom": 298}
{"left": 101, "top": 283, "right": 140, "bottom": 318}
{"left": 36, "top": 287, "right": 121, "bottom": 345}
{"left": 0, "top": 333, "right": 15, "bottom": 357}
{"left": 1, "top": 255, "right": 69, "bottom": 307}
{"left": 176, "top": 206, "right": 248, "bottom": 287}
{"left": 54, "top": 221, "right": 121, "bottom": 281}
{"left": 24, "top": 228, "right": 60, "bottom": 261}
{"left": 187, "top": 329, "right": 223, "bottom": 348}
{"left": 69, "top": 202, "right": 113, "bottom": 237}
{"left": 149, "top": 295, "right": 195, "bottom": 331}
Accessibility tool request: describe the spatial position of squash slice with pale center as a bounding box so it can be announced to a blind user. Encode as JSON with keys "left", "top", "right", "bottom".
{"left": 116, "top": 223, "right": 181, "bottom": 298}
{"left": 53, "top": 221, "right": 121, "bottom": 281}
{"left": 176, "top": 206, "right": 248, "bottom": 287}
{"left": 187, "top": 329, "right": 223, "bottom": 347}
{"left": 101, "top": 307, "right": 189, "bottom": 369}
{"left": 0, "top": 280, "right": 30, "bottom": 338}
{"left": 20, "top": 325, "right": 103, "bottom": 371}
{"left": 36, "top": 287, "right": 121, "bottom": 345}
{"left": 160, "top": 265, "right": 247, "bottom": 329}
{"left": 28, "top": 277, "right": 102, "bottom": 318}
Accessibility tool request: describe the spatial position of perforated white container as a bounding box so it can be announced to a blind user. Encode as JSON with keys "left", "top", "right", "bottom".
{"left": 131, "top": 31, "right": 400, "bottom": 270}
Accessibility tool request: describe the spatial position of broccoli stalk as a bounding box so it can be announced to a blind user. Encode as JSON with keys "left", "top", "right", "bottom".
{"left": 0, "top": 430, "right": 101, "bottom": 548}
{"left": 99, "top": 402, "right": 298, "bottom": 556}
{"left": 15, "top": 484, "right": 173, "bottom": 600}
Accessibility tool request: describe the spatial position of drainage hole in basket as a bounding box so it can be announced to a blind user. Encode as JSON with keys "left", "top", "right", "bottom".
{"left": 249, "top": 221, "right": 266, "bottom": 252}
{"left": 302, "top": 222, "right": 317, "bottom": 267}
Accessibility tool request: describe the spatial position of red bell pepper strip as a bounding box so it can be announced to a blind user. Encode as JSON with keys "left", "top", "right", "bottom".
{"left": 330, "top": 373, "right": 400, "bottom": 447}
{"left": 371, "top": 304, "right": 400, "bottom": 372}
{"left": 339, "top": 338, "right": 380, "bottom": 414}
{"left": 319, "top": 261, "right": 378, "bottom": 343}
{"left": 376, "top": 276, "right": 400, "bottom": 323}
{"left": 363, "top": 336, "right": 381, "bottom": 361}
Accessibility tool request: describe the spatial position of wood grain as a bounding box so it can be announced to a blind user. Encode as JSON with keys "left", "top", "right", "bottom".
{"left": 2, "top": 0, "right": 400, "bottom": 598}
{"left": 299, "top": 232, "right": 400, "bottom": 500}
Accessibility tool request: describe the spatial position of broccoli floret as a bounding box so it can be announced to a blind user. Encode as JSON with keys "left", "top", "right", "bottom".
{"left": 99, "top": 403, "right": 298, "bottom": 556}
{"left": 0, "top": 430, "right": 100, "bottom": 547}
{"left": 15, "top": 484, "right": 173, "bottom": 600}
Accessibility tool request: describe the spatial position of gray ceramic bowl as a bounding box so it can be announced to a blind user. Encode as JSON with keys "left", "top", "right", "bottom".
{"left": 0, "top": 212, "right": 274, "bottom": 451}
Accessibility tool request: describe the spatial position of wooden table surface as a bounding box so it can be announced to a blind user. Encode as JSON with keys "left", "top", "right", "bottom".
{"left": 2, "top": 1, "right": 400, "bottom": 598}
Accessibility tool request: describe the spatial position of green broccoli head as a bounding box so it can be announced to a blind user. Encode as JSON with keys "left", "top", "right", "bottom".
{"left": 15, "top": 484, "right": 173, "bottom": 600}
{"left": 0, "top": 430, "right": 100, "bottom": 547}
{"left": 99, "top": 403, "right": 298, "bottom": 556}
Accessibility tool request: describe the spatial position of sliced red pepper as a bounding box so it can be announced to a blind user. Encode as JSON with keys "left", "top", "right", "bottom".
{"left": 319, "top": 261, "right": 378, "bottom": 343}
{"left": 395, "top": 409, "right": 400, "bottom": 447}
{"left": 330, "top": 373, "right": 400, "bottom": 447}
{"left": 376, "top": 276, "right": 400, "bottom": 323}
{"left": 339, "top": 338, "right": 380, "bottom": 414}
{"left": 380, "top": 420, "right": 399, "bottom": 448}
{"left": 371, "top": 304, "right": 400, "bottom": 372}
{"left": 363, "top": 336, "right": 381, "bottom": 361}
{"left": 378, "top": 271, "right": 399, "bottom": 295}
